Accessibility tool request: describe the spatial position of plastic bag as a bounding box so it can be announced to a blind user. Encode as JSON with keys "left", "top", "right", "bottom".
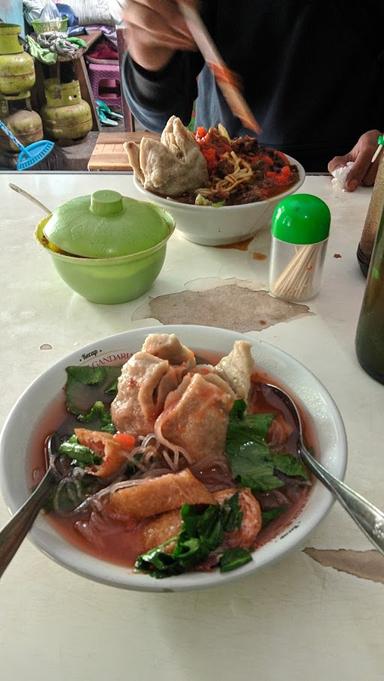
{"left": 56, "top": 3, "right": 79, "bottom": 28}
{"left": 23, "top": 0, "right": 61, "bottom": 24}
{"left": 110, "top": 0, "right": 125, "bottom": 24}
{"left": 61, "top": 0, "right": 115, "bottom": 26}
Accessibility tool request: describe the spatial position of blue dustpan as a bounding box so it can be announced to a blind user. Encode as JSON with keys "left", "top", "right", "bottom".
{"left": 0, "top": 119, "right": 55, "bottom": 171}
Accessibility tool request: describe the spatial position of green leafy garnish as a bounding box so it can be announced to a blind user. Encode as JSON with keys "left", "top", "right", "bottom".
{"left": 226, "top": 400, "right": 309, "bottom": 493}
{"left": 195, "top": 194, "right": 225, "bottom": 207}
{"left": 136, "top": 494, "right": 244, "bottom": 579}
{"left": 67, "top": 365, "right": 106, "bottom": 386}
{"left": 77, "top": 400, "right": 116, "bottom": 434}
{"left": 59, "top": 435, "right": 102, "bottom": 468}
{"left": 226, "top": 400, "right": 274, "bottom": 438}
{"left": 104, "top": 378, "right": 118, "bottom": 395}
{"left": 65, "top": 365, "right": 121, "bottom": 415}
{"left": 219, "top": 547, "right": 252, "bottom": 572}
{"left": 261, "top": 508, "right": 285, "bottom": 526}
{"left": 272, "top": 453, "right": 308, "bottom": 479}
{"left": 226, "top": 400, "right": 282, "bottom": 492}
{"left": 228, "top": 441, "right": 284, "bottom": 492}
{"left": 221, "top": 493, "right": 243, "bottom": 532}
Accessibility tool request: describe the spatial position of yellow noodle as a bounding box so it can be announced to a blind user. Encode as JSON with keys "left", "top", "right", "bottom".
{"left": 198, "top": 151, "right": 253, "bottom": 198}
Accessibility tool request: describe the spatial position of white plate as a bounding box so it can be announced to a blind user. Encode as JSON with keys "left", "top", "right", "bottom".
{"left": 0, "top": 325, "right": 347, "bottom": 592}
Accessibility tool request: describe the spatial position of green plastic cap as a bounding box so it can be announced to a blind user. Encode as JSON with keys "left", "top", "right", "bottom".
{"left": 271, "top": 194, "right": 331, "bottom": 245}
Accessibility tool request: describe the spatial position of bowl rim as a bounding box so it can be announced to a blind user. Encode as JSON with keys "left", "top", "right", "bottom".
{"left": 133, "top": 153, "right": 305, "bottom": 211}
{"left": 34, "top": 211, "right": 175, "bottom": 265}
{"left": 0, "top": 324, "right": 347, "bottom": 592}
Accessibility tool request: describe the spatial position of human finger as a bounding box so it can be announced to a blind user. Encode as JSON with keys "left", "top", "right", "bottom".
{"left": 361, "top": 158, "right": 380, "bottom": 186}
{"left": 344, "top": 147, "right": 374, "bottom": 191}
{"left": 125, "top": 23, "right": 195, "bottom": 52}
{"left": 327, "top": 154, "right": 352, "bottom": 175}
{"left": 124, "top": 0, "right": 195, "bottom": 44}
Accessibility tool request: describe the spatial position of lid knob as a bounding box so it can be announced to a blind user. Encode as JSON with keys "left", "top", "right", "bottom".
{"left": 90, "top": 190, "right": 124, "bottom": 217}
{"left": 271, "top": 194, "right": 331, "bottom": 245}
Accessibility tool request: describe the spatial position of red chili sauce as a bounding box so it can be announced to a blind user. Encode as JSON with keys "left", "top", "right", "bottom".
{"left": 171, "top": 129, "right": 300, "bottom": 206}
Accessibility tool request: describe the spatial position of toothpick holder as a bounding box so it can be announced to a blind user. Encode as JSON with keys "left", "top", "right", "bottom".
{"left": 269, "top": 194, "right": 331, "bottom": 303}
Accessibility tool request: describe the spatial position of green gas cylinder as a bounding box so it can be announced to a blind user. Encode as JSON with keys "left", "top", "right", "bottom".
{"left": 41, "top": 79, "right": 92, "bottom": 141}
{"left": 0, "top": 24, "right": 35, "bottom": 96}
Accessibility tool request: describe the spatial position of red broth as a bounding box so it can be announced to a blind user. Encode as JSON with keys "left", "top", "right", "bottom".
{"left": 27, "top": 351, "right": 316, "bottom": 570}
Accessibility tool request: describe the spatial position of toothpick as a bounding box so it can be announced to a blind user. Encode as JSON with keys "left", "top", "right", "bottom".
{"left": 371, "top": 134, "right": 384, "bottom": 163}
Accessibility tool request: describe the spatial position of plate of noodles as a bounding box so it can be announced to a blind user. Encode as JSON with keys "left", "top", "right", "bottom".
{"left": 129, "top": 116, "right": 305, "bottom": 245}
{"left": 0, "top": 325, "right": 346, "bottom": 591}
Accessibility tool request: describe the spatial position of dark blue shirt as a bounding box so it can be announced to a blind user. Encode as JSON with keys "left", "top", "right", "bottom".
{"left": 123, "top": 0, "right": 384, "bottom": 171}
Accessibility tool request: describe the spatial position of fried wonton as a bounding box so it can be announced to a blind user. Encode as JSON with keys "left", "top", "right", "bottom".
{"left": 124, "top": 116, "right": 209, "bottom": 196}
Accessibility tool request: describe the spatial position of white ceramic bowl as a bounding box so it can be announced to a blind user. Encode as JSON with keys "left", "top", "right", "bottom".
{"left": 0, "top": 325, "right": 347, "bottom": 592}
{"left": 133, "top": 155, "right": 305, "bottom": 246}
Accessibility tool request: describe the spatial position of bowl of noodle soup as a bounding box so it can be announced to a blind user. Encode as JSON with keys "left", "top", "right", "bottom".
{"left": 0, "top": 325, "right": 346, "bottom": 592}
{"left": 133, "top": 155, "right": 305, "bottom": 247}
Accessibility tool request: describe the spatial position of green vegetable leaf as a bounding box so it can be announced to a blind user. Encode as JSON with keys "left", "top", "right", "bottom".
{"left": 59, "top": 435, "right": 102, "bottom": 468}
{"left": 66, "top": 365, "right": 106, "bottom": 386}
{"left": 219, "top": 547, "right": 252, "bottom": 572}
{"left": 272, "top": 453, "right": 309, "bottom": 479}
{"left": 104, "top": 378, "right": 118, "bottom": 395}
{"left": 195, "top": 194, "right": 225, "bottom": 207}
{"left": 242, "top": 412, "right": 275, "bottom": 439}
{"left": 226, "top": 400, "right": 300, "bottom": 492}
{"left": 136, "top": 505, "right": 220, "bottom": 578}
{"left": 220, "top": 492, "right": 243, "bottom": 532}
{"left": 230, "top": 399, "right": 247, "bottom": 419}
{"left": 65, "top": 365, "right": 121, "bottom": 415}
{"left": 228, "top": 441, "right": 284, "bottom": 492}
{"left": 135, "top": 538, "right": 181, "bottom": 576}
{"left": 135, "top": 495, "right": 250, "bottom": 579}
{"left": 77, "top": 400, "right": 116, "bottom": 433}
{"left": 261, "top": 508, "right": 285, "bottom": 525}
{"left": 227, "top": 400, "right": 275, "bottom": 440}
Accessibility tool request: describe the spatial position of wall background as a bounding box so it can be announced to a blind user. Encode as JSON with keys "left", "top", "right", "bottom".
{"left": 1, "top": 1, "right": 25, "bottom": 35}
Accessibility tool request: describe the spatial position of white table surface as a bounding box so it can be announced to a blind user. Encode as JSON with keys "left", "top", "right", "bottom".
{"left": 1, "top": 173, "right": 383, "bottom": 681}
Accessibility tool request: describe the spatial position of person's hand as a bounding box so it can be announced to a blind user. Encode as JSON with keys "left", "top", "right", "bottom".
{"left": 123, "top": 0, "right": 197, "bottom": 72}
{"left": 328, "top": 130, "right": 381, "bottom": 191}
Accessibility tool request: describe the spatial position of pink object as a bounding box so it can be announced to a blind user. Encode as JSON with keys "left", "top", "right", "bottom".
{"left": 87, "top": 62, "right": 122, "bottom": 108}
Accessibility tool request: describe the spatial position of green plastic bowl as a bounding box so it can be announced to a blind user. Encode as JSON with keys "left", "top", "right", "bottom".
{"left": 35, "top": 212, "right": 175, "bottom": 304}
{"left": 31, "top": 16, "right": 69, "bottom": 34}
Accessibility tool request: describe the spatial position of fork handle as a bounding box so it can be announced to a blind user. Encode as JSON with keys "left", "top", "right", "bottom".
{"left": 300, "top": 446, "right": 384, "bottom": 555}
{"left": 0, "top": 469, "right": 55, "bottom": 578}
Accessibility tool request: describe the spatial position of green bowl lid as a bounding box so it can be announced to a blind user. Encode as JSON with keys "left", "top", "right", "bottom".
{"left": 43, "top": 190, "right": 171, "bottom": 258}
{"left": 271, "top": 194, "right": 331, "bottom": 245}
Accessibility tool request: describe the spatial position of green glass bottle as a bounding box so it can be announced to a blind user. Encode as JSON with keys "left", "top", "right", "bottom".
{"left": 355, "top": 206, "right": 384, "bottom": 383}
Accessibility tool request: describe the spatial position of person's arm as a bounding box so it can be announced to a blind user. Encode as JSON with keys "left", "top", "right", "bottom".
{"left": 121, "top": 0, "right": 205, "bottom": 131}
{"left": 123, "top": 50, "right": 204, "bottom": 131}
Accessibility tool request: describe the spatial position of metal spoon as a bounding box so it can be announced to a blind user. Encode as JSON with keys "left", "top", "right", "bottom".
{"left": 8, "top": 182, "right": 51, "bottom": 215}
{"left": 0, "top": 436, "right": 61, "bottom": 578}
{"left": 267, "top": 383, "right": 384, "bottom": 555}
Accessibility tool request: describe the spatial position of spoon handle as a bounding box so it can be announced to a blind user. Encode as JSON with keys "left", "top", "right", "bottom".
{"left": 8, "top": 182, "right": 51, "bottom": 215}
{"left": 301, "top": 446, "right": 384, "bottom": 555}
{"left": 0, "top": 469, "right": 56, "bottom": 578}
